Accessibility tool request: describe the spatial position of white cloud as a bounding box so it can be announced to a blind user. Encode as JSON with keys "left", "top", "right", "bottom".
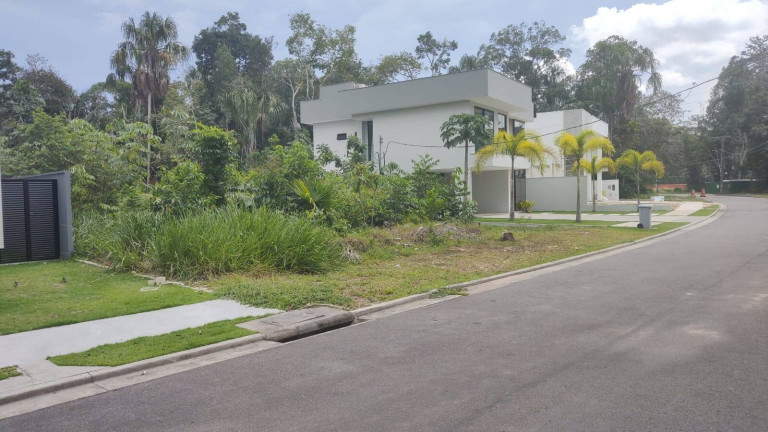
{"left": 571, "top": 0, "right": 768, "bottom": 115}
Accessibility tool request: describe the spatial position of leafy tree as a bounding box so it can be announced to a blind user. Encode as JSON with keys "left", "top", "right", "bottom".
{"left": 362, "top": 52, "right": 422, "bottom": 85}
{"left": 576, "top": 36, "right": 662, "bottom": 151}
{"left": 109, "top": 11, "right": 190, "bottom": 127}
{"left": 0, "top": 49, "right": 19, "bottom": 86}
{"left": 192, "top": 12, "right": 273, "bottom": 86}
{"left": 270, "top": 59, "right": 306, "bottom": 132}
{"left": 616, "top": 149, "right": 665, "bottom": 205}
{"left": 475, "top": 130, "right": 551, "bottom": 220}
{"left": 0, "top": 79, "right": 44, "bottom": 128}
{"left": 440, "top": 113, "right": 493, "bottom": 200}
{"left": 580, "top": 155, "right": 616, "bottom": 212}
{"left": 481, "top": 22, "right": 572, "bottom": 110}
{"left": 448, "top": 53, "right": 492, "bottom": 74}
{"left": 555, "top": 130, "right": 614, "bottom": 221}
{"left": 415, "top": 31, "right": 458, "bottom": 76}
{"left": 286, "top": 12, "right": 361, "bottom": 91}
{"left": 1, "top": 111, "right": 137, "bottom": 210}
{"left": 21, "top": 54, "right": 77, "bottom": 117}
{"left": 702, "top": 35, "right": 768, "bottom": 182}
{"left": 192, "top": 123, "right": 237, "bottom": 204}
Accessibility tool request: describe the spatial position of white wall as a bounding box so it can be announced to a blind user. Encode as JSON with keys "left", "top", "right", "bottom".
{"left": 473, "top": 170, "right": 509, "bottom": 213}
{"left": 603, "top": 179, "right": 620, "bottom": 201}
{"left": 526, "top": 176, "right": 588, "bottom": 212}
{"left": 312, "top": 120, "right": 364, "bottom": 168}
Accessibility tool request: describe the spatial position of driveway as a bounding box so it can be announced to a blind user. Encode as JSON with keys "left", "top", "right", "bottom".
{"left": 3, "top": 196, "right": 767, "bottom": 431}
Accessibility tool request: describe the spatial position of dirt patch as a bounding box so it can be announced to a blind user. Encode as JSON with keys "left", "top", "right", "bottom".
{"left": 409, "top": 224, "right": 482, "bottom": 243}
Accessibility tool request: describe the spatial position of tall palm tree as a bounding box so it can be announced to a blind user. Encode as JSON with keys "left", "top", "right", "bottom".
{"left": 555, "top": 130, "right": 614, "bottom": 222}
{"left": 577, "top": 36, "right": 662, "bottom": 146}
{"left": 109, "top": 11, "right": 189, "bottom": 184}
{"left": 580, "top": 155, "right": 616, "bottom": 212}
{"left": 475, "top": 130, "right": 551, "bottom": 220}
{"left": 440, "top": 114, "right": 493, "bottom": 201}
{"left": 616, "top": 149, "right": 665, "bottom": 206}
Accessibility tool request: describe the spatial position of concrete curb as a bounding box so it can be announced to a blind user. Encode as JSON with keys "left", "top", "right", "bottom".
{"left": 1, "top": 205, "right": 723, "bottom": 407}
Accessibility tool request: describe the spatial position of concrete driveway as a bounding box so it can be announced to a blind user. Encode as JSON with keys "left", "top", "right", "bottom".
{"left": 2, "top": 196, "right": 767, "bottom": 431}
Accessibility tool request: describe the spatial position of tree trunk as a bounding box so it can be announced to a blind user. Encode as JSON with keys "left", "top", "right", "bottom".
{"left": 146, "top": 92, "right": 152, "bottom": 186}
{"left": 591, "top": 177, "right": 595, "bottom": 212}
{"left": 248, "top": 127, "right": 256, "bottom": 156}
{"left": 463, "top": 140, "right": 469, "bottom": 203}
{"left": 290, "top": 87, "right": 300, "bottom": 133}
{"left": 509, "top": 157, "right": 516, "bottom": 221}
{"left": 576, "top": 168, "right": 582, "bottom": 222}
{"left": 636, "top": 168, "right": 641, "bottom": 207}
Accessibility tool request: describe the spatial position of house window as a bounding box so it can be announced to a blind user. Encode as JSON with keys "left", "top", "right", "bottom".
{"left": 512, "top": 120, "right": 525, "bottom": 135}
{"left": 337, "top": 133, "right": 347, "bottom": 140}
{"left": 497, "top": 113, "right": 507, "bottom": 133}
{"left": 474, "top": 107, "right": 494, "bottom": 131}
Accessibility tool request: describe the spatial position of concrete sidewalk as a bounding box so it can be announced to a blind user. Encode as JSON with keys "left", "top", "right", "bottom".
{"left": 478, "top": 200, "right": 708, "bottom": 225}
{"left": 0, "top": 300, "right": 280, "bottom": 394}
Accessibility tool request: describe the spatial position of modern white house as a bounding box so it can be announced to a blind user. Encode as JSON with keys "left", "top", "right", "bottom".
{"left": 526, "top": 109, "right": 612, "bottom": 211}
{"left": 300, "top": 69, "right": 612, "bottom": 213}
{"left": 301, "top": 69, "right": 536, "bottom": 213}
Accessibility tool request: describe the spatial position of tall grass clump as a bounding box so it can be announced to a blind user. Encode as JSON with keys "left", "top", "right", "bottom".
{"left": 152, "top": 207, "right": 341, "bottom": 279}
{"left": 75, "top": 210, "right": 167, "bottom": 271}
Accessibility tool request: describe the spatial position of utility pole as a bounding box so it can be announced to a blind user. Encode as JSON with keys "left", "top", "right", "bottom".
{"left": 709, "top": 136, "right": 729, "bottom": 194}
{"left": 378, "top": 135, "right": 383, "bottom": 173}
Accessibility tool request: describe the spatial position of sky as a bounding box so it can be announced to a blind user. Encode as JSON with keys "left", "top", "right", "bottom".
{"left": 1, "top": 0, "right": 767, "bottom": 117}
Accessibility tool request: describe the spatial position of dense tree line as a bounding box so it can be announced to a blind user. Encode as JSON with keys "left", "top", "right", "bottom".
{"left": 1, "top": 9, "right": 767, "bottom": 221}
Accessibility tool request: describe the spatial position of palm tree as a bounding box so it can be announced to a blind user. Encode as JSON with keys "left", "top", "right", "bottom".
{"left": 440, "top": 114, "right": 493, "bottom": 201}
{"left": 221, "top": 78, "right": 284, "bottom": 157}
{"left": 109, "top": 11, "right": 189, "bottom": 184}
{"left": 616, "top": 149, "right": 665, "bottom": 206}
{"left": 580, "top": 155, "right": 616, "bottom": 212}
{"left": 475, "top": 130, "right": 551, "bottom": 220}
{"left": 555, "top": 130, "right": 614, "bottom": 222}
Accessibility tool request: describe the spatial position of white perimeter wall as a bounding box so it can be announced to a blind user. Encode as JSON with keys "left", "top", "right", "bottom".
{"left": 526, "top": 176, "right": 588, "bottom": 212}
{"left": 473, "top": 170, "right": 509, "bottom": 213}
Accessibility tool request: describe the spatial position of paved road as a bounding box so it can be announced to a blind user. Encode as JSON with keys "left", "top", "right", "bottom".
{"left": 3, "top": 196, "right": 767, "bottom": 431}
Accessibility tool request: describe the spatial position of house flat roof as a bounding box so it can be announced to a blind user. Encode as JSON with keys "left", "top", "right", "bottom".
{"left": 301, "top": 69, "right": 534, "bottom": 124}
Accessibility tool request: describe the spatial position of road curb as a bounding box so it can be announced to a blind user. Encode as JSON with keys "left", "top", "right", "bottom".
{"left": 1, "top": 205, "right": 723, "bottom": 408}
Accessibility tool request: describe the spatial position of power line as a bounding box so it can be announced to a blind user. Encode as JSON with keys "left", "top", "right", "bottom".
{"left": 385, "top": 49, "right": 768, "bottom": 150}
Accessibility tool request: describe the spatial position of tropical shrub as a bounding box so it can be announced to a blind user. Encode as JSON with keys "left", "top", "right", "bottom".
{"left": 517, "top": 200, "right": 535, "bottom": 213}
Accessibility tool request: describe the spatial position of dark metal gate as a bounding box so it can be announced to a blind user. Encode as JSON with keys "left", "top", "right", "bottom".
{"left": 1, "top": 179, "right": 60, "bottom": 264}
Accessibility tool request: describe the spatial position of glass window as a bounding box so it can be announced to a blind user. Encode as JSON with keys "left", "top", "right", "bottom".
{"left": 497, "top": 113, "right": 507, "bottom": 132}
{"left": 512, "top": 120, "right": 525, "bottom": 135}
{"left": 474, "top": 107, "right": 494, "bottom": 131}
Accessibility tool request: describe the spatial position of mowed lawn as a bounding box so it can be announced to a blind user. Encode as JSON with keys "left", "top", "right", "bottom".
{"left": 212, "top": 223, "right": 686, "bottom": 311}
{"left": 0, "top": 261, "right": 214, "bottom": 335}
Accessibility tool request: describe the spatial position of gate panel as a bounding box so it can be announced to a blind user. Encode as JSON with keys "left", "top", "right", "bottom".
{"left": 0, "top": 182, "right": 27, "bottom": 263}
{"left": 0, "top": 179, "right": 60, "bottom": 264}
{"left": 28, "top": 181, "right": 59, "bottom": 261}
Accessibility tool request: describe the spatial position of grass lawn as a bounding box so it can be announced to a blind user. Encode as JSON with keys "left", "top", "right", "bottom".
{"left": 0, "top": 366, "right": 21, "bottom": 381}
{"left": 476, "top": 218, "right": 617, "bottom": 226}
{"left": 212, "top": 223, "right": 686, "bottom": 311}
{"left": 48, "top": 317, "right": 256, "bottom": 367}
{"left": 0, "top": 260, "right": 215, "bottom": 335}
{"left": 690, "top": 205, "right": 719, "bottom": 217}
{"left": 663, "top": 194, "right": 710, "bottom": 202}
{"left": 531, "top": 210, "right": 669, "bottom": 215}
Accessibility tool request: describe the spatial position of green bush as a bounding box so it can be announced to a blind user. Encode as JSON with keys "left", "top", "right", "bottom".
{"left": 75, "top": 210, "right": 166, "bottom": 271}
{"left": 77, "top": 207, "right": 341, "bottom": 279}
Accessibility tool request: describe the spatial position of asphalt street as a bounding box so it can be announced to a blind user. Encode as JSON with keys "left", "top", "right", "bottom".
{"left": 3, "top": 196, "right": 767, "bottom": 431}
